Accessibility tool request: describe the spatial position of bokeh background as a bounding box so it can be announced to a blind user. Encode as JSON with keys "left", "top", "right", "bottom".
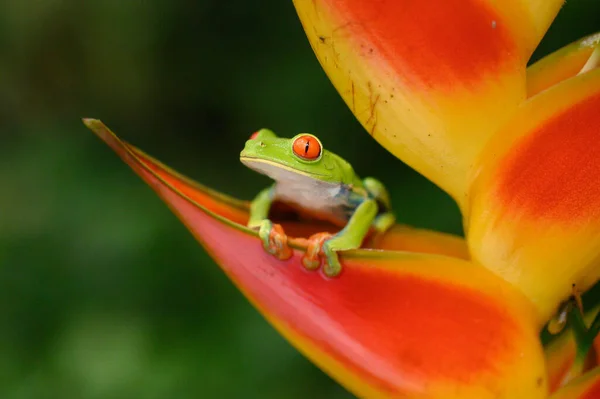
{"left": 1, "top": 1, "right": 599, "bottom": 398}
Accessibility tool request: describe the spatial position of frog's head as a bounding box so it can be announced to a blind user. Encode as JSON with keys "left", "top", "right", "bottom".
{"left": 240, "top": 129, "right": 354, "bottom": 185}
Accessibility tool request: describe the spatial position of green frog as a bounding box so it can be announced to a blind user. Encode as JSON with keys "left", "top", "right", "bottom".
{"left": 240, "top": 129, "right": 395, "bottom": 277}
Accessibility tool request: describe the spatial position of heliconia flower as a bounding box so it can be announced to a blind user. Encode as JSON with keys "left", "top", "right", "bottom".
{"left": 85, "top": 0, "right": 600, "bottom": 397}
{"left": 85, "top": 119, "right": 546, "bottom": 398}
{"left": 294, "top": 0, "right": 600, "bottom": 324}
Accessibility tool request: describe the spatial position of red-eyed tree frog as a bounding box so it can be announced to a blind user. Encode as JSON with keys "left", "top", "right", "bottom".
{"left": 240, "top": 129, "right": 395, "bottom": 277}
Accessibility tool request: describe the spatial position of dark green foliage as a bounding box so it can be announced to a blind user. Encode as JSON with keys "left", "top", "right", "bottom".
{"left": 0, "top": 1, "right": 598, "bottom": 398}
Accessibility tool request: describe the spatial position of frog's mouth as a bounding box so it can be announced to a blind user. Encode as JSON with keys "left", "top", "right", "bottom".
{"left": 240, "top": 156, "right": 330, "bottom": 181}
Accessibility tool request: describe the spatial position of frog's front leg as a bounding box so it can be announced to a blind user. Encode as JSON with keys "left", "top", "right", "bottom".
{"left": 248, "top": 185, "right": 292, "bottom": 260}
{"left": 319, "top": 199, "right": 378, "bottom": 277}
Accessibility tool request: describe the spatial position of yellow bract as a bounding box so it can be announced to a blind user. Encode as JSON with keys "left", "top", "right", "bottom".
{"left": 467, "top": 70, "right": 600, "bottom": 323}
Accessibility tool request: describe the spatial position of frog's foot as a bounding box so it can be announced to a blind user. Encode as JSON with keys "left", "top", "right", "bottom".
{"left": 373, "top": 212, "right": 396, "bottom": 233}
{"left": 301, "top": 232, "right": 343, "bottom": 277}
{"left": 321, "top": 240, "right": 343, "bottom": 277}
{"left": 301, "top": 232, "right": 333, "bottom": 271}
{"left": 257, "top": 220, "right": 293, "bottom": 261}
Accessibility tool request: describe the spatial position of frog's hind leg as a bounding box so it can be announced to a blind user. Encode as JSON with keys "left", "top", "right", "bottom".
{"left": 362, "top": 177, "right": 392, "bottom": 209}
{"left": 373, "top": 212, "right": 396, "bottom": 233}
{"left": 362, "top": 177, "right": 395, "bottom": 233}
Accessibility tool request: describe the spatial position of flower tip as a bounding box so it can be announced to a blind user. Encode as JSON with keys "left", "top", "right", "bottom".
{"left": 83, "top": 118, "right": 118, "bottom": 144}
{"left": 82, "top": 117, "right": 100, "bottom": 128}
{"left": 82, "top": 118, "right": 106, "bottom": 135}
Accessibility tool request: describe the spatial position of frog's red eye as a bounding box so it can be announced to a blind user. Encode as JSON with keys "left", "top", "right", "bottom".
{"left": 249, "top": 131, "right": 260, "bottom": 140}
{"left": 292, "top": 135, "right": 321, "bottom": 160}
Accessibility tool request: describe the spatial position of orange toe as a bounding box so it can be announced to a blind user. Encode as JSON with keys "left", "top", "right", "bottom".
{"left": 301, "top": 232, "right": 334, "bottom": 270}
{"left": 268, "top": 223, "right": 293, "bottom": 260}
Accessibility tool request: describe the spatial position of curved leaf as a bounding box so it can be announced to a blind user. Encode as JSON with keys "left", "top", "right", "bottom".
{"left": 85, "top": 119, "right": 547, "bottom": 399}
{"left": 468, "top": 69, "right": 600, "bottom": 324}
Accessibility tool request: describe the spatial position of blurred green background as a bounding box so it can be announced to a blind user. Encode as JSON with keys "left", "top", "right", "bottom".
{"left": 1, "top": 1, "right": 599, "bottom": 398}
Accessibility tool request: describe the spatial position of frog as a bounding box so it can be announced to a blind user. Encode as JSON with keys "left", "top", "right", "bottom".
{"left": 240, "top": 128, "right": 395, "bottom": 277}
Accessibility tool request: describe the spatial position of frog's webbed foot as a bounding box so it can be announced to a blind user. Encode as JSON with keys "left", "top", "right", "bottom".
{"left": 255, "top": 219, "right": 293, "bottom": 261}
{"left": 301, "top": 200, "right": 378, "bottom": 277}
{"left": 301, "top": 232, "right": 334, "bottom": 271}
{"left": 321, "top": 239, "right": 344, "bottom": 277}
{"left": 373, "top": 212, "right": 396, "bottom": 234}
{"left": 301, "top": 232, "right": 345, "bottom": 277}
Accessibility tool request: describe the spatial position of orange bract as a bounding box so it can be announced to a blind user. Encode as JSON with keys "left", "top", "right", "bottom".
{"left": 467, "top": 71, "right": 600, "bottom": 323}
{"left": 496, "top": 92, "right": 600, "bottom": 221}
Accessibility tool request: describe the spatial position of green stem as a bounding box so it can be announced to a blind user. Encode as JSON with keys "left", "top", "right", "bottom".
{"left": 567, "top": 298, "right": 597, "bottom": 372}
{"left": 586, "top": 307, "right": 600, "bottom": 347}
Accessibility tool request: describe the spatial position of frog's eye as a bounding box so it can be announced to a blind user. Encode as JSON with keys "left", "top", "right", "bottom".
{"left": 249, "top": 131, "right": 260, "bottom": 140}
{"left": 292, "top": 135, "right": 321, "bottom": 160}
